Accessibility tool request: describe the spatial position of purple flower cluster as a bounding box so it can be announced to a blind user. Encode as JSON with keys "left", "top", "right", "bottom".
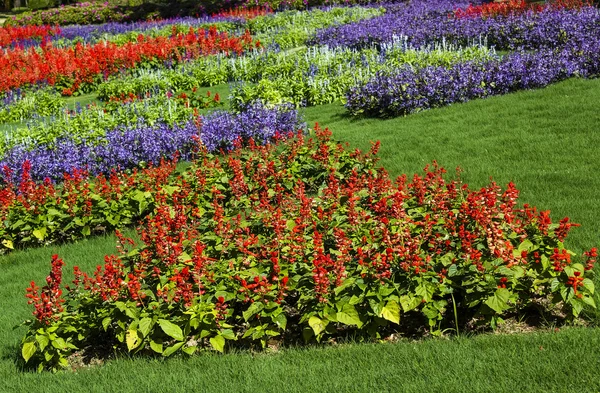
{"left": 309, "top": 1, "right": 600, "bottom": 51}
{"left": 1, "top": 89, "right": 24, "bottom": 109}
{"left": 0, "top": 102, "right": 303, "bottom": 182}
{"left": 345, "top": 38, "right": 600, "bottom": 117}
{"left": 200, "top": 102, "right": 303, "bottom": 151}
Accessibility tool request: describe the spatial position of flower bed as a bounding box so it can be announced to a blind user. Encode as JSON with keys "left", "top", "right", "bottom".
{"left": 0, "top": 101, "right": 303, "bottom": 183}
{"left": 228, "top": 42, "right": 496, "bottom": 108}
{"left": 19, "top": 126, "right": 597, "bottom": 371}
{"left": 0, "top": 26, "right": 257, "bottom": 95}
{"left": 309, "top": 1, "right": 600, "bottom": 51}
{"left": 4, "top": 0, "right": 386, "bottom": 27}
{"left": 345, "top": 38, "right": 600, "bottom": 117}
{"left": 0, "top": 24, "right": 61, "bottom": 48}
{"left": 452, "top": 0, "right": 590, "bottom": 19}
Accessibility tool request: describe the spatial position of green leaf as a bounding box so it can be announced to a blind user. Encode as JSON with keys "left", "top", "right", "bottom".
{"left": 571, "top": 298, "right": 584, "bottom": 317}
{"left": 336, "top": 304, "right": 363, "bottom": 327}
{"left": 209, "top": 335, "right": 225, "bottom": 353}
{"left": 381, "top": 300, "right": 401, "bottom": 324}
{"left": 178, "top": 252, "right": 192, "bottom": 263}
{"left": 221, "top": 329, "right": 236, "bottom": 340}
{"left": 273, "top": 313, "right": 287, "bottom": 330}
{"left": 513, "top": 266, "right": 525, "bottom": 279}
{"left": 415, "top": 283, "right": 435, "bottom": 302}
{"left": 400, "top": 295, "right": 421, "bottom": 312}
{"left": 518, "top": 239, "right": 534, "bottom": 252}
{"left": 51, "top": 337, "right": 67, "bottom": 350}
{"left": 32, "top": 227, "right": 47, "bottom": 241}
{"left": 138, "top": 317, "right": 153, "bottom": 338}
{"left": 2, "top": 239, "right": 13, "bottom": 249}
{"left": 334, "top": 277, "right": 356, "bottom": 295}
{"left": 149, "top": 340, "right": 163, "bottom": 354}
{"left": 485, "top": 288, "right": 512, "bottom": 314}
{"left": 162, "top": 342, "right": 184, "bottom": 357}
{"left": 583, "top": 278, "right": 595, "bottom": 295}
{"left": 582, "top": 296, "right": 596, "bottom": 308}
{"left": 22, "top": 341, "right": 36, "bottom": 362}
{"left": 35, "top": 334, "right": 49, "bottom": 351}
{"left": 369, "top": 299, "right": 383, "bottom": 316}
{"left": 308, "top": 316, "right": 327, "bottom": 336}
{"left": 286, "top": 219, "right": 296, "bottom": 231}
{"left": 102, "top": 317, "right": 112, "bottom": 331}
{"left": 126, "top": 329, "right": 142, "bottom": 351}
{"left": 158, "top": 319, "right": 184, "bottom": 341}
{"left": 182, "top": 346, "right": 197, "bottom": 355}
{"left": 242, "top": 302, "right": 264, "bottom": 322}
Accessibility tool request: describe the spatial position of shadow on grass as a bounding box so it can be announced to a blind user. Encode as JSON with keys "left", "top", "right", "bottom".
{"left": 5, "top": 302, "right": 585, "bottom": 374}
{"left": 2, "top": 343, "right": 29, "bottom": 373}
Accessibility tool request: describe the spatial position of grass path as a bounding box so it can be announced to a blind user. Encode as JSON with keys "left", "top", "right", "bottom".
{"left": 3, "top": 327, "right": 600, "bottom": 392}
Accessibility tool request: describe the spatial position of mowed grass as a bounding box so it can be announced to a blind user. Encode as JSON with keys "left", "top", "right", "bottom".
{"left": 1, "top": 77, "right": 600, "bottom": 392}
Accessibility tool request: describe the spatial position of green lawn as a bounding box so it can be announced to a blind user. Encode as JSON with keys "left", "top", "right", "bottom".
{"left": 1, "top": 77, "right": 599, "bottom": 391}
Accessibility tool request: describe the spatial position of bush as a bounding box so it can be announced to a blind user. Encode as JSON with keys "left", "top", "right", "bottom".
{"left": 5, "top": 2, "right": 132, "bottom": 26}
{"left": 26, "top": 0, "right": 55, "bottom": 10}
{"left": 20, "top": 126, "right": 597, "bottom": 371}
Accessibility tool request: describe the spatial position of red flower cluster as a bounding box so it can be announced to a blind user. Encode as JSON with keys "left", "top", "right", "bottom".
{"left": 1, "top": 158, "right": 178, "bottom": 253}
{"left": 0, "top": 26, "right": 258, "bottom": 94}
{"left": 453, "top": 0, "right": 590, "bottom": 19}
{"left": 25, "top": 255, "right": 65, "bottom": 325}
{"left": 454, "top": 0, "right": 541, "bottom": 19}
{"left": 0, "top": 25, "right": 61, "bottom": 48}
{"left": 211, "top": 6, "right": 272, "bottom": 20}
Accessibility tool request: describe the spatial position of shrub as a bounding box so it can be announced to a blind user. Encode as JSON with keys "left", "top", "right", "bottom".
{"left": 20, "top": 126, "right": 597, "bottom": 371}
{"left": 5, "top": 2, "right": 132, "bottom": 26}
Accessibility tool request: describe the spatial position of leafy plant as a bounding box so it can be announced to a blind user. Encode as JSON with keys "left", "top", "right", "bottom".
{"left": 19, "top": 126, "right": 597, "bottom": 371}
{"left": 0, "top": 89, "right": 64, "bottom": 123}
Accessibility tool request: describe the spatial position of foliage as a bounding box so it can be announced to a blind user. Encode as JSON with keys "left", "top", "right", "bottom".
{"left": 101, "top": 84, "right": 224, "bottom": 112}
{"left": 92, "top": 39, "right": 493, "bottom": 109}
{"left": 0, "top": 89, "right": 64, "bottom": 123}
{"left": 5, "top": 2, "right": 134, "bottom": 27}
{"left": 1, "top": 95, "right": 199, "bottom": 153}
{"left": 248, "top": 6, "right": 383, "bottom": 49}
{"left": 19, "top": 127, "right": 597, "bottom": 371}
